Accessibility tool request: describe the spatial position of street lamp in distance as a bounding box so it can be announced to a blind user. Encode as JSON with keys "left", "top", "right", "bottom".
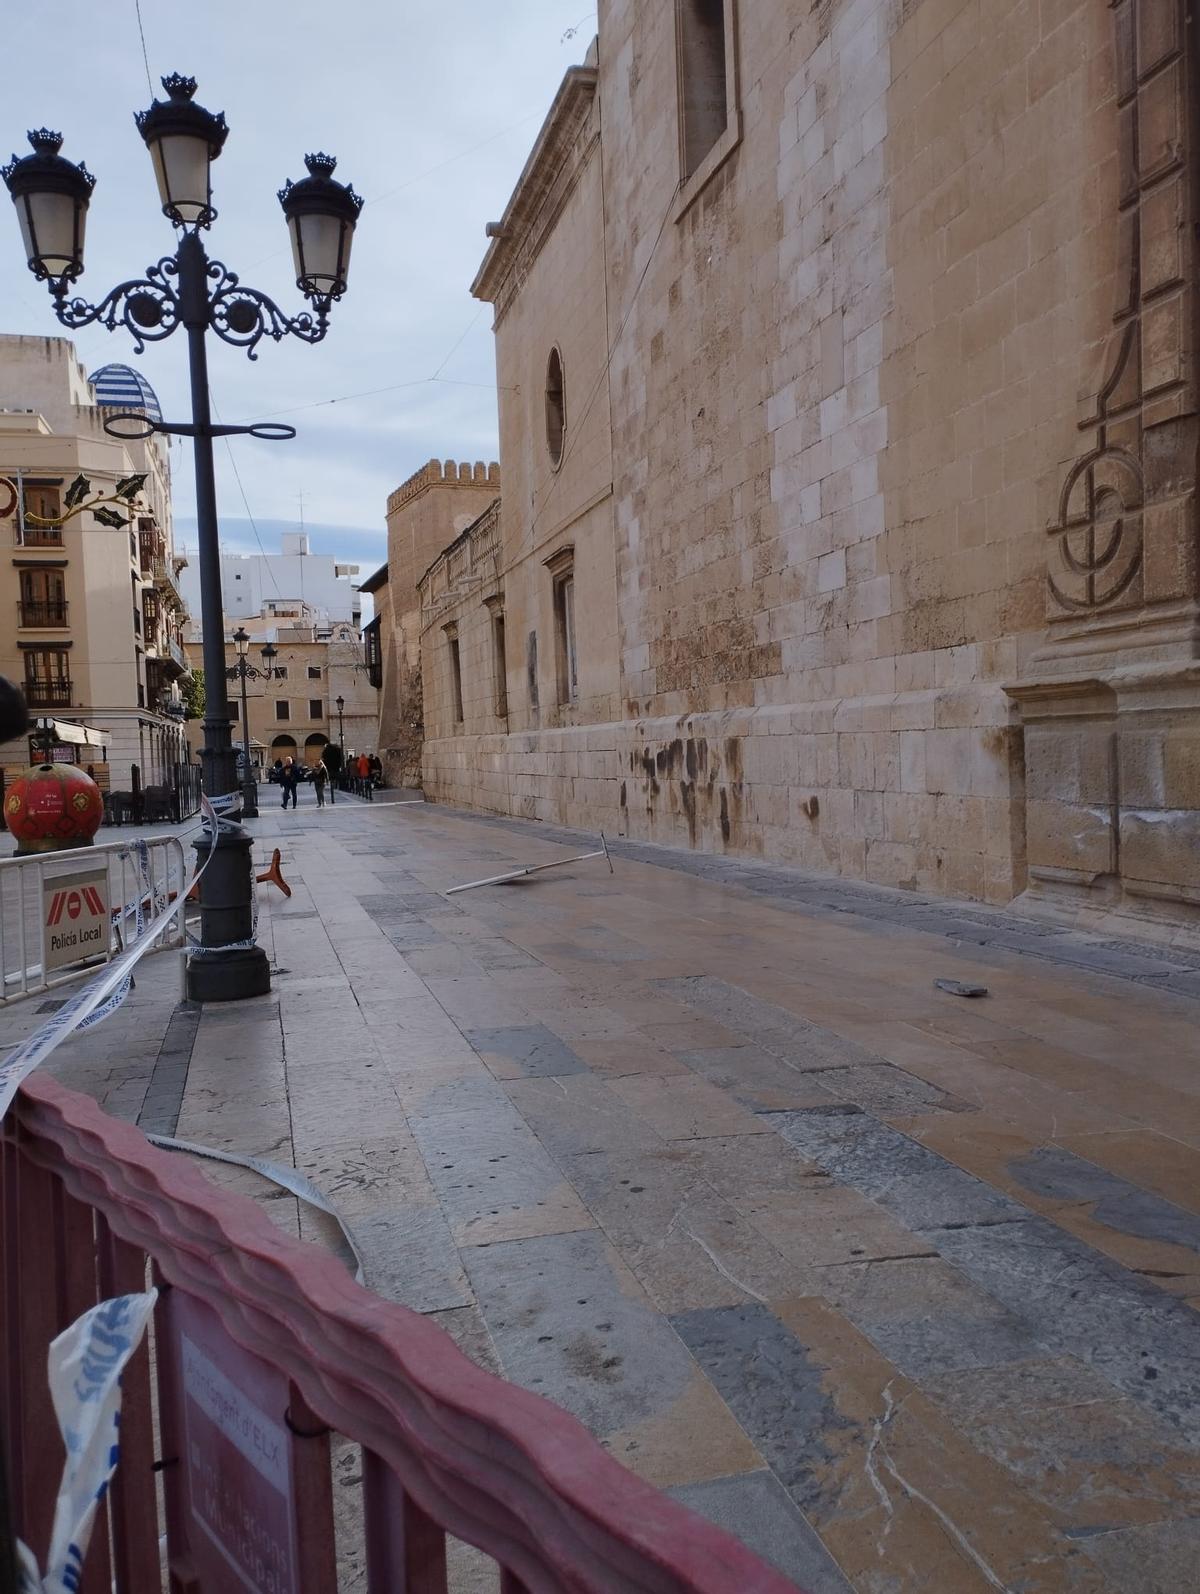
{"left": 335, "top": 693, "right": 346, "bottom": 759}
{"left": 3, "top": 78, "right": 362, "bottom": 1003}
{"left": 228, "top": 627, "right": 258, "bottom": 818}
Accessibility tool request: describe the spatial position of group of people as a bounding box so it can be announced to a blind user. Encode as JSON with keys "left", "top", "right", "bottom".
{"left": 268, "top": 749, "right": 383, "bottom": 810}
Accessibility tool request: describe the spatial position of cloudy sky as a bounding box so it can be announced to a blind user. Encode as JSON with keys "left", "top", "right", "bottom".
{"left": 1, "top": 1, "right": 595, "bottom": 573}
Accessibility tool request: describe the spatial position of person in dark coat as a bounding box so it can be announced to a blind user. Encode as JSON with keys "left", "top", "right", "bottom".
{"left": 279, "top": 756, "right": 300, "bottom": 810}
{"left": 321, "top": 741, "right": 342, "bottom": 803}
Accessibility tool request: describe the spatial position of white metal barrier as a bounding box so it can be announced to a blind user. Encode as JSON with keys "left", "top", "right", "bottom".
{"left": 0, "top": 835, "right": 188, "bottom": 1006}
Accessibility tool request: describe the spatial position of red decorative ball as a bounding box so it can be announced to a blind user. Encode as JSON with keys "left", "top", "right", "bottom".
{"left": 4, "top": 763, "right": 104, "bottom": 854}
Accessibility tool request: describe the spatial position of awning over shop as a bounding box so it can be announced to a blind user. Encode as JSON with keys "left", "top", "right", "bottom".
{"left": 32, "top": 717, "right": 105, "bottom": 749}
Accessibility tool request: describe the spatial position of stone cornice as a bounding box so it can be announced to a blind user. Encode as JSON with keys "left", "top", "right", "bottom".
{"left": 470, "top": 66, "right": 598, "bottom": 310}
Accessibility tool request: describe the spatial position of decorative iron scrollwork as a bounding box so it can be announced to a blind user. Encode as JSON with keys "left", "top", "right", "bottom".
{"left": 208, "top": 262, "right": 329, "bottom": 360}
{"left": 50, "top": 255, "right": 181, "bottom": 354}
{"left": 44, "top": 250, "right": 329, "bottom": 361}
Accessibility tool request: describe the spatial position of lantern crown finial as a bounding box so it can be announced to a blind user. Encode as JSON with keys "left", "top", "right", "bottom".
{"left": 160, "top": 73, "right": 199, "bottom": 101}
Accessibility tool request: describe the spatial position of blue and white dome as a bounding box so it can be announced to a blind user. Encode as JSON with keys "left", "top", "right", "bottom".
{"left": 88, "top": 363, "right": 163, "bottom": 423}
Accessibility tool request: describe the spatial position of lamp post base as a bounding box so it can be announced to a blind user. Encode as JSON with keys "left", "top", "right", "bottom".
{"left": 186, "top": 943, "right": 271, "bottom": 1002}
{"left": 188, "top": 818, "right": 271, "bottom": 1002}
{"left": 241, "top": 777, "right": 259, "bottom": 819}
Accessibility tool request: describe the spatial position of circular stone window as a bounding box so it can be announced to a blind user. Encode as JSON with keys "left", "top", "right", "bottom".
{"left": 545, "top": 346, "right": 565, "bottom": 468}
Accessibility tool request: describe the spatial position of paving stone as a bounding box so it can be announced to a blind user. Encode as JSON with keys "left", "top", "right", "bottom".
{"left": 767, "top": 1108, "right": 1026, "bottom": 1228}
{"left": 932, "top": 1217, "right": 1200, "bottom": 1445}
{"left": 503, "top": 1074, "right": 667, "bottom": 1156}
{"left": 1008, "top": 1147, "right": 1200, "bottom": 1254}
{"left": 463, "top": 1023, "right": 589, "bottom": 1079}
{"left": 462, "top": 1229, "right": 698, "bottom": 1434}
{"left": 813, "top": 1254, "right": 1044, "bottom": 1380}
{"left": 564, "top": 1147, "right": 817, "bottom": 1310}
{"left": 659, "top": 979, "right": 968, "bottom": 1117}
{"left": 426, "top": 1303, "right": 502, "bottom": 1376}
{"left": 1078, "top": 1516, "right": 1200, "bottom": 1590}
{"left": 669, "top": 1471, "right": 853, "bottom": 1593}
{"left": 947, "top": 1394, "right": 1200, "bottom": 1532}
{"left": 675, "top": 1045, "right": 844, "bottom": 1111}
{"left": 380, "top": 920, "right": 448, "bottom": 949}
{"left": 407, "top": 1091, "right": 595, "bottom": 1246}
{"left": 606, "top": 1075, "right": 768, "bottom": 1141}
{"left": 669, "top": 1302, "right": 856, "bottom": 1506}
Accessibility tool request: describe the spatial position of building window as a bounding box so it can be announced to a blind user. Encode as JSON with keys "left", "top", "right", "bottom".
{"left": 275, "top": 700, "right": 290, "bottom": 721}
{"left": 307, "top": 665, "right": 321, "bottom": 679}
{"left": 19, "top": 567, "right": 67, "bottom": 627}
{"left": 676, "top": 0, "right": 737, "bottom": 183}
{"left": 309, "top": 698, "right": 323, "bottom": 720}
{"left": 23, "top": 648, "right": 71, "bottom": 708}
{"left": 230, "top": 699, "right": 240, "bottom": 721}
{"left": 445, "top": 626, "right": 464, "bottom": 724}
{"left": 557, "top": 576, "right": 578, "bottom": 704}
{"left": 492, "top": 610, "right": 508, "bottom": 719}
{"left": 19, "top": 484, "right": 63, "bottom": 547}
{"left": 527, "top": 630, "right": 539, "bottom": 713}
{"left": 545, "top": 547, "right": 577, "bottom": 705}
{"left": 545, "top": 346, "right": 565, "bottom": 469}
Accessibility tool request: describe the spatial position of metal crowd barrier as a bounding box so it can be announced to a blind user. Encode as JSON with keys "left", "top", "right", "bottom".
{"left": 2, "top": 1075, "right": 803, "bottom": 1593}
{"left": 0, "top": 835, "right": 187, "bottom": 1007}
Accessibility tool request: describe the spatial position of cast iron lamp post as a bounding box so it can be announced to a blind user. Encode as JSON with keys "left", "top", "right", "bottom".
{"left": 335, "top": 693, "right": 345, "bottom": 758}
{"left": 4, "top": 77, "right": 362, "bottom": 1001}
{"left": 227, "top": 626, "right": 277, "bottom": 820}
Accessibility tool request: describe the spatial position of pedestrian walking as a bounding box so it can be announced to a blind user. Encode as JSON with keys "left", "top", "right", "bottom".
{"left": 312, "top": 757, "right": 329, "bottom": 809}
{"left": 356, "top": 751, "right": 372, "bottom": 801}
{"left": 322, "top": 741, "right": 341, "bottom": 803}
{"left": 280, "top": 756, "right": 299, "bottom": 810}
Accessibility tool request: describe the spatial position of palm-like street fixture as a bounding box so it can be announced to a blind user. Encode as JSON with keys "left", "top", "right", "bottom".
{"left": 4, "top": 76, "right": 362, "bottom": 1000}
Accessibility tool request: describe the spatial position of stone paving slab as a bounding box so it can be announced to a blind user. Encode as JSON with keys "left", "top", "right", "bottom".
{"left": 7, "top": 787, "right": 1200, "bottom": 1592}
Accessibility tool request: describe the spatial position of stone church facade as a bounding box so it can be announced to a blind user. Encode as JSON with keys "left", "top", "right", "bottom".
{"left": 416, "top": 0, "right": 1199, "bottom": 940}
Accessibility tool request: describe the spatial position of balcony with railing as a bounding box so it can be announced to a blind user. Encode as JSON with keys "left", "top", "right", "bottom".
{"left": 16, "top": 524, "right": 63, "bottom": 549}
{"left": 24, "top": 679, "right": 73, "bottom": 708}
{"left": 149, "top": 554, "right": 187, "bottom": 610}
{"left": 18, "top": 599, "right": 69, "bottom": 628}
{"left": 137, "top": 520, "right": 165, "bottom": 577}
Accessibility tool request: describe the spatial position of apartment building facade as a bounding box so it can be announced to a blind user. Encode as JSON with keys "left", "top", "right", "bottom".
{"left": 183, "top": 620, "right": 376, "bottom": 773}
{"left": 0, "top": 337, "right": 189, "bottom": 791}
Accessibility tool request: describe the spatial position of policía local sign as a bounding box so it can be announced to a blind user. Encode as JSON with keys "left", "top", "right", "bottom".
{"left": 42, "top": 866, "right": 109, "bottom": 972}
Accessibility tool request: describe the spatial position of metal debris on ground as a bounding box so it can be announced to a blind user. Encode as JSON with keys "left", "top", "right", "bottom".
{"left": 934, "top": 978, "right": 989, "bottom": 998}
{"left": 444, "top": 832, "right": 613, "bottom": 895}
{"left": 256, "top": 847, "right": 292, "bottom": 898}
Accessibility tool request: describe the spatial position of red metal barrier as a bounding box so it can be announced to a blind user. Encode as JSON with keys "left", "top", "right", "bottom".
{"left": 2, "top": 1075, "right": 806, "bottom": 1593}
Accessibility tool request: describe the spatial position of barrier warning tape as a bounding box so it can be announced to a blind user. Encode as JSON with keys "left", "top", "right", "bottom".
{"left": 145, "top": 1134, "right": 366, "bottom": 1284}
{"left": 17, "top": 1289, "right": 158, "bottom": 1594}
{"left": 1, "top": 793, "right": 369, "bottom": 1290}
{"left": 0, "top": 794, "right": 226, "bottom": 1120}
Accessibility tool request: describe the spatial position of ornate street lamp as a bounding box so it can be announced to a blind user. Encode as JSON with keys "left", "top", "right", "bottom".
{"left": 335, "top": 694, "right": 346, "bottom": 755}
{"left": 4, "top": 77, "right": 362, "bottom": 1002}
{"left": 227, "top": 627, "right": 258, "bottom": 818}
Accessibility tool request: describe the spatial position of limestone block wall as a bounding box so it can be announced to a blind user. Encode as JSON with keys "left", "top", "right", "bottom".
{"left": 421, "top": 0, "right": 1198, "bottom": 924}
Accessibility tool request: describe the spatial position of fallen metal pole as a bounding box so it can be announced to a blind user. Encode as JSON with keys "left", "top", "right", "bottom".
{"left": 444, "top": 832, "right": 613, "bottom": 895}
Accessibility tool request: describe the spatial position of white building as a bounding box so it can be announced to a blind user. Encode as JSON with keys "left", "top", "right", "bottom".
{"left": 180, "top": 532, "right": 361, "bottom": 636}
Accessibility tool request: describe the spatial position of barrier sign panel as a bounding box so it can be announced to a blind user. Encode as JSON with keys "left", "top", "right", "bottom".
{"left": 42, "top": 866, "right": 109, "bottom": 972}
{"left": 165, "top": 1292, "right": 303, "bottom": 1594}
